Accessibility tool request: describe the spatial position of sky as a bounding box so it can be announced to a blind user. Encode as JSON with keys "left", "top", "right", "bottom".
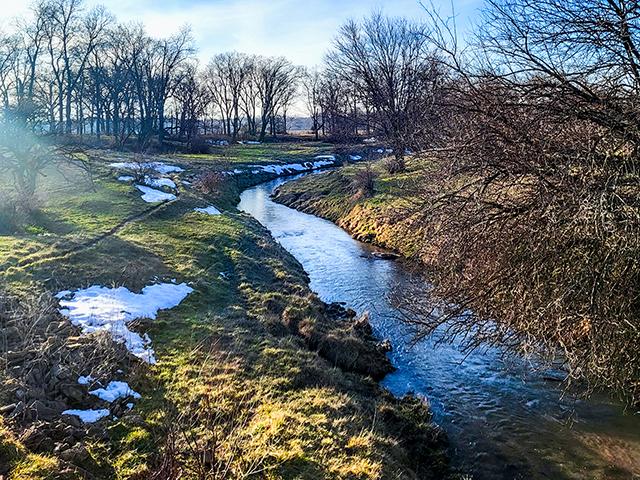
{"left": 0, "top": 0, "right": 482, "bottom": 67}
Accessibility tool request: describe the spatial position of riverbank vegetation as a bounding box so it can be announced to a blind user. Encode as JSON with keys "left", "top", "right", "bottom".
{"left": 1, "top": 0, "right": 639, "bottom": 475}
{"left": 276, "top": 1, "right": 640, "bottom": 406}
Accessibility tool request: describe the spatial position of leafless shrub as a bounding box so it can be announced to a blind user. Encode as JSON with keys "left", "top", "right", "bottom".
{"left": 352, "top": 164, "right": 378, "bottom": 198}
{"left": 395, "top": 0, "right": 640, "bottom": 404}
{"left": 1, "top": 287, "right": 134, "bottom": 417}
{"left": 195, "top": 170, "right": 226, "bottom": 195}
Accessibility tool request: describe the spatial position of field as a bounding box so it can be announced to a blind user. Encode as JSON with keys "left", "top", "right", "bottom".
{"left": 0, "top": 143, "right": 450, "bottom": 479}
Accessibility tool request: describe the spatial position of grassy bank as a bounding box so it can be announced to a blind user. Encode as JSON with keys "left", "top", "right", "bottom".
{"left": 0, "top": 143, "right": 451, "bottom": 479}
{"left": 272, "top": 159, "right": 425, "bottom": 258}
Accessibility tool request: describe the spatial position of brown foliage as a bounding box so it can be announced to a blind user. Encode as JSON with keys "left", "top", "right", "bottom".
{"left": 352, "top": 163, "right": 378, "bottom": 197}
{"left": 396, "top": 0, "right": 640, "bottom": 404}
{"left": 195, "top": 170, "right": 226, "bottom": 195}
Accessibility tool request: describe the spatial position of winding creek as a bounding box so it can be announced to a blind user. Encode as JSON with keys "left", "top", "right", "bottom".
{"left": 239, "top": 172, "right": 640, "bottom": 480}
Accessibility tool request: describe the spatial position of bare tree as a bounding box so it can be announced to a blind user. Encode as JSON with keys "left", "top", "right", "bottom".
{"left": 303, "top": 68, "right": 323, "bottom": 140}
{"left": 173, "top": 63, "right": 211, "bottom": 142}
{"left": 40, "top": 0, "right": 110, "bottom": 134}
{"left": 397, "top": 0, "right": 640, "bottom": 404}
{"left": 254, "top": 56, "right": 300, "bottom": 141}
{"left": 327, "top": 13, "right": 444, "bottom": 172}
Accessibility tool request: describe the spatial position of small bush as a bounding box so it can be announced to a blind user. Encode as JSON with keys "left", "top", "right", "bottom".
{"left": 195, "top": 171, "right": 226, "bottom": 195}
{"left": 352, "top": 164, "right": 378, "bottom": 198}
{"left": 186, "top": 137, "right": 212, "bottom": 155}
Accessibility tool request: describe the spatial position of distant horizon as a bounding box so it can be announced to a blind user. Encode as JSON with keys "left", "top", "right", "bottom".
{"left": 0, "top": 0, "right": 481, "bottom": 68}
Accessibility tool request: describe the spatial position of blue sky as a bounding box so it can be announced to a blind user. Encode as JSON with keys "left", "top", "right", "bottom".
{"left": 1, "top": 0, "right": 482, "bottom": 66}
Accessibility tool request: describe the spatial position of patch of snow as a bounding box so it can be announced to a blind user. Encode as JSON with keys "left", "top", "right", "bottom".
{"left": 314, "top": 155, "right": 336, "bottom": 161}
{"left": 117, "top": 175, "right": 135, "bottom": 182}
{"left": 126, "top": 403, "right": 134, "bottom": 410}
{"left": 244, "top": 140, "right": 261, "bottom": 145}
{"left": 135, "top": 185, "right": 176, "bottom": 203}
{"left": 57, "top": 283, "right": 194, "bottom": 363}
{"left": 363, "top": 137, "right": 377, "bottom": 144}
{"left": 144, "top": 177, "right": 176, "bottom": 189}
{"left": 55, "top": 290, "right": 72, "bottom": 299}
{"left": 385, "top": 148, "right": 393, "bottom": 153}
{"left": 375, "top": 149, "right": 384, "bottom": 154}
{"left": 77, "top": 375, "right": 94, "bottom": 386}
{"left": 242, "top": 158, "right": 335, "bottom": 177}
{"left": 90, "top": 381, "right": 141, "bottom": 403}
{"left": 62, "top": 408, "right": 110, "bottom": 423}
{"left": 110, "top": 161, "right": 183, "bottom": 174}
{"left": 349, "top": 155, "right": 362, "bottom": 161}
{"left": 194, "top": 206, "right": 221, "bottom": 215}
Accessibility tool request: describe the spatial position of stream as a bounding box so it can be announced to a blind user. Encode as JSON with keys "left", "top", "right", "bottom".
{"left": 238, "top": 172, "right": 640, "bottom": 480}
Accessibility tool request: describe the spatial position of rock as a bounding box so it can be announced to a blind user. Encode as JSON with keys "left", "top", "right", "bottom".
{"left": 61, "top": 413, "right": 82, "bottom": 428}
{"left": 28, "top": 400, "right": 59, "bottom": 421}
{"left": 86, "top": 425, "right": 108, "bottom": 440}
{"left": 59, "top": 383, "right": 85, "bottom": 403}
{"left": 20, "top": 425, "right": 47, "bottom": 449}
{"left": 60, "top": 443, "right": 90, "bottom": 463}
{"left": 371, "top": 251, "right": 400, "bottom": 260}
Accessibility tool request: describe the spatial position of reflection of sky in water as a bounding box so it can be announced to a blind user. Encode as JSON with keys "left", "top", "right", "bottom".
{"left": 239, "top": 175, "right": 640, "bottom": 480}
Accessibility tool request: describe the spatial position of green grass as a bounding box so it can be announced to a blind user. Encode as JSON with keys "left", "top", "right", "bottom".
{"left": 0, "top": 143, "right": 450, "bottom": 479}
{"left": 272, "top": 158, "right": 431, "bottom": 257}
{"left": 169, "top": 141, "right": 334, "bottom": 165}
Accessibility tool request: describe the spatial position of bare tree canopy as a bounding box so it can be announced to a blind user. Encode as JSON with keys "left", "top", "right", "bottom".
{"left": 395, "top": 0, "right": 640, "bottom": 404}
{"left": 327, "top": 13, "right": 445, "bottom": 172}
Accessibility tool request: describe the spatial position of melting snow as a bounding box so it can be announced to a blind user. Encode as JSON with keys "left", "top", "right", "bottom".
{"left": 90, "top": 381, "right": 141, "bottom": 403}
{"left": 62, "top": 408, "right": 110, "bottom": 423}
{"left": 144, "top": 177, "right": 176, "bottom": 189}
{"left": 248, "top": 158, "right": 335, "bottom": 176}
{"left": 194, "top": 206, "right": 221, "bottom": 215}
{"left": 77, "top": 375, "right": 94, "bottom": 386}
{"left": 57, "top": 283, "right": 193, "bottom": 363}
{"left": 375, "top": 149, "right": 384, "bottom": 154}
{"left": 314, "top": 155, "right": 336, "bottom": 161}
{"left": 110, "top": 161, "right": 183, "bottom": 174}
{"left": 135, "top": 185, "right": 176, "bottom": 203}
{"left": 118, "top": 175, "right": 135, "bottom": 182}
{"left": 349, "top": 155, "right": 362, "bottom": 161}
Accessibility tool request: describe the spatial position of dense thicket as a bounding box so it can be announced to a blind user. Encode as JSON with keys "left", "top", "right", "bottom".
{"left": 395, "top": 0, "right": 640, "bottom": 404}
